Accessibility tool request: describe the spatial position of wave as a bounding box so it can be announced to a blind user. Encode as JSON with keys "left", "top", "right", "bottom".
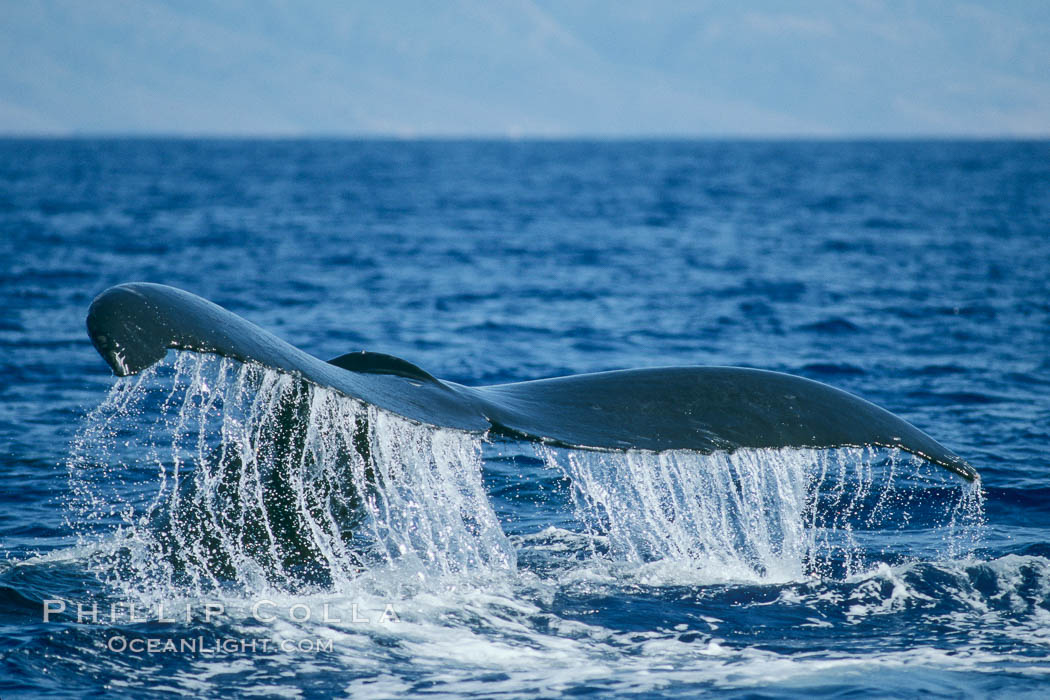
{"left": 17, "top": 352, "right": 1043, "bottom": 694}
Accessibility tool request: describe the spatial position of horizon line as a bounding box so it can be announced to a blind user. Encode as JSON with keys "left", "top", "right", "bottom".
{"left": 1, "top": 132, "right": 1048, "bottom": 142}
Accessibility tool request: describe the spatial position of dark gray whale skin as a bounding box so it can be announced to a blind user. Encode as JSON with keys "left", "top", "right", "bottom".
{"left": 86, "top": 283, "right": 978, "bottom": 481}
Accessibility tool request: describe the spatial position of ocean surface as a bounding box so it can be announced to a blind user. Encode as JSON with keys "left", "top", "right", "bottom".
{"left": 0, "top": 139, "right": 1048, "bottom": 698}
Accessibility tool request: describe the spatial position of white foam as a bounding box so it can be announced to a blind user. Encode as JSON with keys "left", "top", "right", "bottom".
{"left": 59, "top": 350, "right": 1021, "bottom": 696}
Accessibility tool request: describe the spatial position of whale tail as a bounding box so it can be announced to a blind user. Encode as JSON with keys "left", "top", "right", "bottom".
{"left": 87, "top": 283, "right": 978, "bottom": 481}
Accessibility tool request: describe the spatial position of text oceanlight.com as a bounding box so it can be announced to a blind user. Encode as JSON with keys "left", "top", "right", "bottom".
{"left": 107, "top": 636, "right": 333, "bottom": 654}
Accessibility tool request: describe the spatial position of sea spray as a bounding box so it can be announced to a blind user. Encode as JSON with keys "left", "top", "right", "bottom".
{"left": 68, "top": 352, "right": 515, "bottom": 600}
{"left": 539, "top": 444, "right": 985, "bottom": 582}
{"left": 69, "top": 351, "right": 985, "bottom": 602}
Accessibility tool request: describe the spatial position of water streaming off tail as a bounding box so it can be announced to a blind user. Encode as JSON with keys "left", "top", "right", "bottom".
{"left": 539, "top": 444, "right": 985, "bottom": 583}
{"left": 68, "top": 352, "right": 515, "bottom": 598}
{"left": 69, "top": 351, "right": 985, "bottom": 602}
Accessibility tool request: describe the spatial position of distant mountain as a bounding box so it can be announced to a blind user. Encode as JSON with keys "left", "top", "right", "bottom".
{"left": 2, "top": 0, "right": 1047, "bottom": 136}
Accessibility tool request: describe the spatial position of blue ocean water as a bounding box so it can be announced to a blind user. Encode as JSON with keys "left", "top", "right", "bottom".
{"left": 0, "top": 139, "right": 1048, "bottom": 698}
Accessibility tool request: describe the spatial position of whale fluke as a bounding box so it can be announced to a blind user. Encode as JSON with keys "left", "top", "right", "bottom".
{"left": 86, "top": 283, "right": 978, "bottom": 481}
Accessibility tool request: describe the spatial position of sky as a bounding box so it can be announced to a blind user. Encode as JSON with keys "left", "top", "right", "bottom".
{"left": 2, "top": 0, "right": 1048, "bottom": 137}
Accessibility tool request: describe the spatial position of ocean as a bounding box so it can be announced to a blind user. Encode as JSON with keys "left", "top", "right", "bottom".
{"left": 1, "top": 139, "right": 1048, "bottom": 697}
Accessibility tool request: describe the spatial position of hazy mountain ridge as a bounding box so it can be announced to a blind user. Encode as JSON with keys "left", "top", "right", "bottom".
{"left": 2, "top": 0, "right": 1048, "bottom": 136}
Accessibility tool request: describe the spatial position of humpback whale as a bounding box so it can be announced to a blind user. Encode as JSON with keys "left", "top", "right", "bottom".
{"left": 86, "top": 283, "right": 978, "bottom": 481}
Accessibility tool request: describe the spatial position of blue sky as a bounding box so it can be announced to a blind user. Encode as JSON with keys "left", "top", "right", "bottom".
{"left": 2, "top": 1, "right": 1047, "bottom": 137}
